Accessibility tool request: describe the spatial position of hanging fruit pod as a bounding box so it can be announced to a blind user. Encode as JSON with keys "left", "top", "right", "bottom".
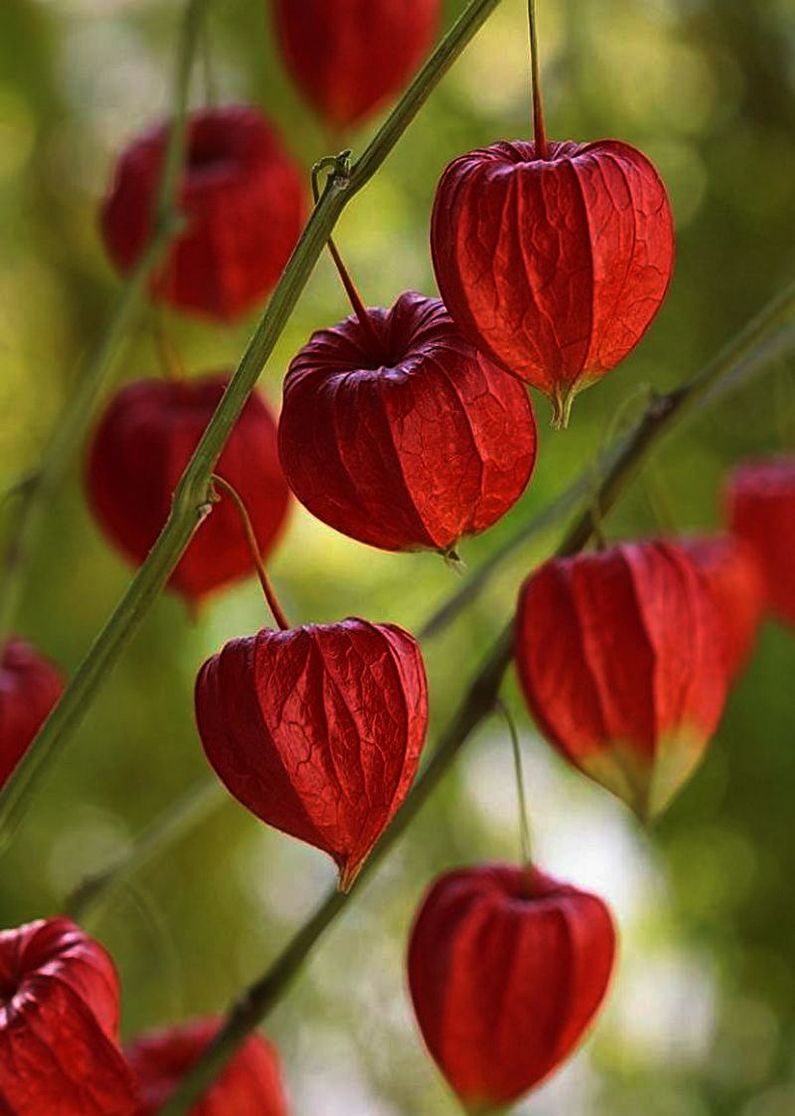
{"left": 101, "top": 105, "right": 305, "bottom": 321}
{"left": 0, "top": 638, "right": 63, "bottom": 789}
{"left": 85, "top": 373, "right": 290, "bottom": 605}
{"left": 0, "top": 918, "right": 138, "bottom": 1115}
{"left": 515, "top": 540, "right": 728, "bottom": 820}
{"left": 127, "top": 1017, "right": 288, "bottom": 1116}
{"left": 431, "top": 140, "right": 675, "bottom": 426}
{"left": 270, "top": 0, "right": 441, "bottom": 130}
{"left": 726, "top": 456, "right": 795, "bottom": 628}
{"left": 195, "top": 617, "right": 428, "bottom": 891}
{"left": 278, "top": 291, "right": 537, "bottom": 554}
{"left": 408, "top": 863, "right": 616, "bottom": 1111}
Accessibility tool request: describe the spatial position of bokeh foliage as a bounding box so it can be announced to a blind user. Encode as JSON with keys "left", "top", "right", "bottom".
{"left": 0, "top": 0, "right": 794, "bottom": 1112}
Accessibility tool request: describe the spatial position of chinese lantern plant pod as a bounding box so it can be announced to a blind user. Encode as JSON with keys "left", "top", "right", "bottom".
{"left": 516, "top": 541, "right": 728, "bottom": 820}
{"left": 726, "top": 456, "right": 795, "bottom": 628}
{"left": 127, "top": 1017, "right": 288, "bottom": 1115}
{"left": 0, "top": 639, "right": 63, "bottom": 789}
{"left": 278, "top": 291, "right": 538, "bottom": 553}
{"left": 196, "top": 617, "right": 428, "bottom": 890}
{"left": 101, "top": 105, "right": 305, "bottom": 320}
{"left": 0, "top": 918, "right": 138, "bottom": 1115}
{"left": 432, "top": 138, "right": 675, "bottom": 427}
{"left": 682, "top": 533, "right": 766, "bottom": 678}
{"left": 86, "top": 373, "right": 290, "bottom": 605}
{"left": 408, "top": 864, "right": 616, "bottom": 1111}
{"left": 271, "top": 0, "right": 441, "bottom": 130}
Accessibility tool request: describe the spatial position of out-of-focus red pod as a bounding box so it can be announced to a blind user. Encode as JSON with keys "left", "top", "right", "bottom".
{"left": 101, "top": 105, "right": 305, "bottom": 321}
{"left": 432, "top": 140, "right": 674, "bottom": 426}
{"left": 85, "top": 373, "right": 290, "bottom": 605}
{"left": 127, "top": 1017, "right": 288, "bottom": 1115}
{"left": 515, "top": 541, "right": 728, "bottom": 820}
{"left": 408, "top": 863, "right": 616, "bottom": 1110}
{"left": 271, "top": 0, "right": 441, "bottom": 130}
{"left": 0, "top": 917, "right": 138, "bottom": 1115}
{"left": 726, "top": 456, "right": 795, "bottom": 628}
{"left": 196, "top": 617, "right": 428, "bottom": 890}
{"left": 0, "top": 638, "right": 63, "bottom": 789}
{"left": 278, "top": 291, "right": 537, "bottom": 553}
{"left": 681, "top": 533, "right": 766, "bottom": 678}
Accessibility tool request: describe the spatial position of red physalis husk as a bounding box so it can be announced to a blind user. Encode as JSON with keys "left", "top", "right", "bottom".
{"left": 726, "top": 456, "right": 795, "bottom": 628}
{"left": 681, "top": 533, "right": 766, "bottom": 678}
{"left": 408, "top": 863, "right": 616, "bottom": 1111}
{"left": 0, "top": 639, "right": 63, "bottom": 789}
{"left": 85, "top": 373, "right": 290, "bottom": 605}
{"left": 515, "top": 540, "right": 728, "bottom": 821}
{"left": 431, "top": 140, "right": 675, "bottom": 427}
{"left": 101, "top": 105, "right": 305, "bottom": 321}
{"left": 195, "top": 618, "right": 428, "bottom": 890}
{"left": 127, "top": 1017, "right": 288, "bottom": 1116}
{"left": 0, "top": 918, "right": 138, "bottom": 1115}
{"left": 271, "top": 0, "right": 441, "bottom": 130}
{"left": 278, "top": 291, "right": 538, "bottom": 553}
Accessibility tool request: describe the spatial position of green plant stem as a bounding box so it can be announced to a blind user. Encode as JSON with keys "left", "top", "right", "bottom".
{"left": 528, "top": 0, "right": 547, "bottom": 156}
{"left": 66, "top": 778, "right": 225, "bottom": 924}
{"left": 66, "top": 280, "right": 795, "bottom": 932}
{"left": 0, "top": 0, "right": 509, "bottom": 847}
{"left": 496, "top": 699, "right": 532, "bottom": 864}
{"left": 157, "top": 278, "right": 795, "bottom": 1115}
{"left": 0, "top": 0, "right": 209, "bottom": 642}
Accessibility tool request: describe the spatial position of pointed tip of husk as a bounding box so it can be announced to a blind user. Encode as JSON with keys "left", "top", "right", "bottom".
{"left": 337, "top": 860, "right": 363, "bottom": 894}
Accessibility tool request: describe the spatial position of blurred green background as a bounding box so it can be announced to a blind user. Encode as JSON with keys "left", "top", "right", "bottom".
{"left": 1, "top": 0, "right": 794, "bottom": 1112}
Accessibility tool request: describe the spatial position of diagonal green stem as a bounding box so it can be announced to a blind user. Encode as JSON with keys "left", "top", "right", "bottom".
{"left": 0, "top": 0, "right": 210, "bottom": 642}
{"left": 0, "top": 0, "right": 510, "bottom": 845}
{"left": 66, "top": 778, "right": 225, "bottom": 924}
{"left": 157, "top": 278, "right": 795, "bottom": 1114}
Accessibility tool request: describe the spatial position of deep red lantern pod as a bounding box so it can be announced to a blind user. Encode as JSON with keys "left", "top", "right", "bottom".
{"left": 431, "top": 140, "right": 675, "bottom": 426}
{"left": 0, "top": 917, "right": 138, "bottom": 1115}
{"left": 127, "top": 1017, "right": 288, "bottom": 1116}
{"left": 278, "top": 291, "right": 538, "bottom": 553}
{"left": 195, "top": 618, "right": 428, "bottom": 890}
{"left": 515, "top": 541, "right": 728, "bottom": 820}
{"left": 408, "top": 863, "right": 616, "bottom": 1111}
{"left": 726, "top": 456, "right": 795, "bottom": 628}
{"left": 101, "top": 105, "right": 305, "bottom": 321}
{"left": 0, "top": 638, "right": 63, "bottom": 789}
{"left": 271, "top": 0, "right": 441, "bottom": 130}
{"left": 85, "top": 373, "right": 290, "bottom": 605}
{"left": 681, "top": 533, "right": 766, "bottom": 678}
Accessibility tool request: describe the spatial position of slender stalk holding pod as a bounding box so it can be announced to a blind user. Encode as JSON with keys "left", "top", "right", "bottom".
{"left": 527, "top": 0, "right": 547, "bottom": 157}
{"left": 210, "top": 475, "right": 290, "bottom": 631}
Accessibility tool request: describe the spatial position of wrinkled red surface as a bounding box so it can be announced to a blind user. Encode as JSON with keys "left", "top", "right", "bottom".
{"left": 408, "top": 863, "right": 616, "bottom": 1109}
{"left": 431, "top": 140, "right": 675, "bottom": 418}
{"left": 0, "top": 918, "right": 137, "bottom": 1115}
{"left": 271, "top": 0, "right": 441, "bottom": 129}
{"left": 86, "top": 373, "right": 290, "bottom": 603}
{"left": 195, "top": 618, "right": 428, "bottom": 887}
{"left": 0, "top": 639, "right": 63, "bottom": 789}
{"left": 101, "top": 105, "right": 305, "bottom": 320}
{"left": 682, "top": 534, "right": 766, "bottom": 678}
{"left": 726, "top": 457, "right": 795, "bottom": 627}
{"left": 515, "top": 541, "right": 728, "bottom": 817}
{"left": 127, "top": 1017, "right": 288, "bottom": 1116}
{"left": 278, "top": 291, "right": 537, "bottom": 552}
